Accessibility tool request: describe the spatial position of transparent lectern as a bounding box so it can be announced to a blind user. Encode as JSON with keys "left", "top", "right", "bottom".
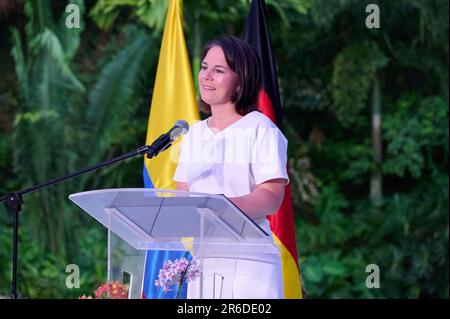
{"left": 69, "top": 188, "right": 279, "bottom": 299}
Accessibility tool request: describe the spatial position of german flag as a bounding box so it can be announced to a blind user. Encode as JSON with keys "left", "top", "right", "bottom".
{"left": 242, "top": 0, "right": 304, "bottom": 299}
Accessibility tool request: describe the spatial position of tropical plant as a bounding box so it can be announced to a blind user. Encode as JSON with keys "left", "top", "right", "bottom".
{"left": 288, "top": 0, "right": 448, "bottom": 298}
{"left": 7, "top": 0, "right": 157, "bottom": 287}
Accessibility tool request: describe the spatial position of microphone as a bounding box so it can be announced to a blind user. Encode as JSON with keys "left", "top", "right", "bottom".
{"left": 145, "top": 120, "right": 189, "bottom": 159}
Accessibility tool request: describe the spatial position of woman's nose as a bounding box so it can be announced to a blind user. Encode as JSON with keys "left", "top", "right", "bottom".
{"left": 203, "top": 69, "right": 213, "bottom": 80}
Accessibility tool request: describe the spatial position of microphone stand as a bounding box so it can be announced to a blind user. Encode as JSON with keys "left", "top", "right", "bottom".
{"left": 0, "top": 142, "right": 168, "bottom": 299}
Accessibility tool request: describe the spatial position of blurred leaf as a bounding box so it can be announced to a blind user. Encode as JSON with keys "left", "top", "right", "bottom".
{"left": 323, "top": 260, "right": 348, "bottom": 276}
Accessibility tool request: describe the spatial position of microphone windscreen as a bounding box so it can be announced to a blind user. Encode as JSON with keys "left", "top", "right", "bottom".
{"left": 175, "top": 120, "right": 189, "bottom": 132}
{"left": 170, "top": 120, "right": 189, "bottom": 140}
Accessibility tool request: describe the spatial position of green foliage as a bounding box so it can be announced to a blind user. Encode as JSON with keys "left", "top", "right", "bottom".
{"left": 83, "top": 28, "right": 154, "bottom": 166}
{"left": 288, "top": 0, "right": 448, "bottom": 298}
{"left": 331, "top": 43, "right": 388, "bottom": 126}
{"left": 11, "top": 0, "right": 87, "bottom": 257}
{"left": 90, "top": 0, "right": 169, "bottom": 31}
{"left": 308, "top": 0, "right": 354, "bottom": 30}
{"left": 0, "top": 222, "right": 107, "bottom": 298}
{"left": 1, "top": 0, "right": 159, "bottom": 298}
{"left": 286, "top": 123, "right": 321, "bottom": 209}
{"left": 312, "top": 139, "right": 373, "bottom": 187}
{"left": 298, "top": 173, "right": 449, "bottom": 298}
{"left": 383, "top": 95, "right": 448, "bottom": 178}
{"left": 9, "top": 0, "right": 156, "bottom": 261}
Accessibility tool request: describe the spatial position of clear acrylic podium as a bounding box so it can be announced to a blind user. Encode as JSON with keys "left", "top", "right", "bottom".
{"left": 69, "top": 188, "right": 279, "bottom": 299}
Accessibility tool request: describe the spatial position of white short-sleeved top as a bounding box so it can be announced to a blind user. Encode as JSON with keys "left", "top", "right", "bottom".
{"left": 173, "top": 111, "right": 289, "bottom": 231}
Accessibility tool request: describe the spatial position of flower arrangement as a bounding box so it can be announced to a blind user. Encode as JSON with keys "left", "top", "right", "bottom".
{"left": 154, "top": 257, "right": 201, "bottom": 298}
{"left": 79, "top": 280, "right": 128, "bottom": 299}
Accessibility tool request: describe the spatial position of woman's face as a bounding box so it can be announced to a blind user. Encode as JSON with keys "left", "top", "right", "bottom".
{"left": 198, "top": 46, "right": 240, "bottom": 107}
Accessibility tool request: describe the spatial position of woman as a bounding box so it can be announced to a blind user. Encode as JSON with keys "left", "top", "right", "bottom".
{"left": 173, "top": 35, "right": 289, "bottom": 299}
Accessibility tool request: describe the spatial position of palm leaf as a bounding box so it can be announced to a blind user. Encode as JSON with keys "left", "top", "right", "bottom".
{"left": 82, "top": 30, "right": 153, "bottom": 168}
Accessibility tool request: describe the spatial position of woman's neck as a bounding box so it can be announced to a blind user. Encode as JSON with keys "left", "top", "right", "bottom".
{"left": 208, "top": 103, "right": 243, "bottom": 130}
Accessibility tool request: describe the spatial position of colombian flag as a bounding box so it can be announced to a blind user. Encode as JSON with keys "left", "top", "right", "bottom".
{"left": 242, "top": 0, "right": 305, "bottom": 299}
{"left": 142, "top": 0, "right": 200, "bottom": 299}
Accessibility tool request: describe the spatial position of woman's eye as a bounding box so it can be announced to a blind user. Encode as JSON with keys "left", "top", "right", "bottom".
{"left": 216, "top": 69, "right": 224, "bottom": 73}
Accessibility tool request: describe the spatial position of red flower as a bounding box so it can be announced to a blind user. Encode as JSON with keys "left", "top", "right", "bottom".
{"left": 80, "top": 281, "right": 128, "bottom": 299}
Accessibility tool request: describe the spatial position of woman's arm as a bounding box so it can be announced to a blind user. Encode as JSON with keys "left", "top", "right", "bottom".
{"left": 228, "top": 178, "right": 286, "bottom": 219}
{"left": 177, "top": 179, "right": 285, "bottom": 219}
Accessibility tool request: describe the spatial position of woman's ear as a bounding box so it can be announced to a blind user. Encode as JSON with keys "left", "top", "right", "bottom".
{"left": 235, "top": 78, "right": 241, "bottom": 92}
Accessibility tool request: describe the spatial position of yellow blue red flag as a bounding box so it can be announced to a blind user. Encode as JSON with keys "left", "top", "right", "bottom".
{"left": 142, "top": 0, "right": 200, "bottom": 299}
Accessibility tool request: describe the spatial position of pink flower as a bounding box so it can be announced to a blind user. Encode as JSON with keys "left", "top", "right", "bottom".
{"left": 155, "top": 257, "right": 201, "bottom": 297}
